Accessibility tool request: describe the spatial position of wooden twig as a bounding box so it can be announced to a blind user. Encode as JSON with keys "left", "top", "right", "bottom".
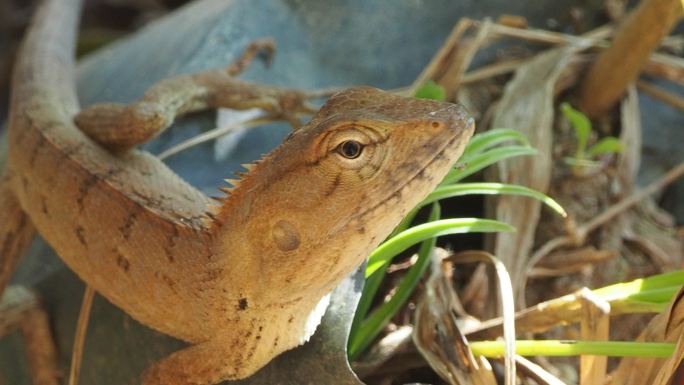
{"left": 68, "top": 285, "right": 95, "bottom": 385}
{"left": 516, "top": 356, "right": 568, "bottom": 385}
{"left": 578, "top": 0, "right": 684, "bottom": 117}
{"left": 637, "top": 79, "right": 684, "bottom": 111}
{"left": 488, "top": 23, "right": 610, "bottom": 47}
{"left": 528, "top": 247, "right": 617, "bottom": 278}
{"left": 409, "top": 18, "right": 683, "bottom": 96}
{"left": 460, "top": 58, "right": 527, "bottom": 84}
{"left": 157, "top": 116, "right": 273, "bottom": 160}
{"left": 644, "top": 53, "right": 684, "bottom": 83}
{"left": 409, "top": 19, "right": 478, "bottom": 94}
{"left": 488, "top": 24, "right": 684, "bottom": 84}
{"left": 440, "top": 19, "right": 493, "bottom": 99}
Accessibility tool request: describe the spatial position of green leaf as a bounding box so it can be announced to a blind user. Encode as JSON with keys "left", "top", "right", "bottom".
{"left": 366, "top": 218, "right": 514, "bottom": 278}
{"left": 462, "top": 128, "right": 530, "bottom": 160}
{"left": 348, "top": 203, "right": 441, "bottom": 359}
{"left": 591, "top": 269, "right": 684, "bottom": 313}
{"left": 563, "top": 157, "right": 602, "bottom": 168}
{"left": 560, "top": 102, "right": 591, "bottom": 158}
{"left": 587, "top": 137, "right": 623, "bottom": 157}
{"left": 442, "top": 146, "right": 537, "bottom": 185}
{"left": 593, "top": 270, "right": 684, "bottom": 301}
{"left": 422, "top": 183, "right": 566, "bottom": 217}
{"left": 625, "top": 286, "right": 680, "bottom": 304}
{"left": 414, "top": 80, "right": 446, "bottom": 101}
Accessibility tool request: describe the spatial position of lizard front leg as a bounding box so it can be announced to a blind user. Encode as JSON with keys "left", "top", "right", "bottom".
{"left": 141, "top": 305, "right": 316, "bottom": 385}
{"left": 74, "top": 40, "right": 316, "bottom": 152}
{"left": 141, "top": 333, "right": 271, "bottom": 385}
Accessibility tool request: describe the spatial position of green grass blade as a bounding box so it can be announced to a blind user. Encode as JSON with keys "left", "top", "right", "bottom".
{"left": 443, "top": 146, "right": 537, "bottom": 185}
{"left": 351, "top": 203, "right": 440, "bottom": 342}
{"left": 593, "top": 270, "right": 684, "bottom": 301}
{"left": 471, "top": 340, "right": 674, "bottom": 358}
{"left": 349, "top": 204, "right": 441, "bottom": 359}
{"left": 352, "top": 203, "right": 442, "bottom": 330}
{"left": 610, "top": 300, "right": 669, "bottom": 314}
{"left": 589, "top": 270, "right": 684, "bottom": 313}
{"left": 350, "top": 269, "right": 382, "bottom": 342}
{"left": 366, "top": 218, "right": 515, "bottom": 278}
{"left": 462, "top": 128, "right": 531, "bottom": 159}
{"left": 390, "top": 181, "right": 565, "bottom": 242}
{"left": 625, "top": 286, "right": 680, "bottom": 304}
{"left": 422, "top": 183, "right": 566, "bottom": 217}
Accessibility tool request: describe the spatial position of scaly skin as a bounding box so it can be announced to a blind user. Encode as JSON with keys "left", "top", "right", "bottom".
{"left": 3, "top": 0, "right": 474, "bottom": 383}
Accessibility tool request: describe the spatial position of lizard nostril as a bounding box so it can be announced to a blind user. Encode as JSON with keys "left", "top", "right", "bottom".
{"left": 431, "top": 121, "right": 441, "bottom": 129}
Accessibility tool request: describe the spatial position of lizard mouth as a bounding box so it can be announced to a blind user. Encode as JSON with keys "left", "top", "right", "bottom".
{"left": 356, "top": 127, "right": 468, "bottom": 220}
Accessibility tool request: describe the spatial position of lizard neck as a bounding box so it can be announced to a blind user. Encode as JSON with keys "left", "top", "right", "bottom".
{"left": 208, "top": 149, "right": 359, "bottom": 306}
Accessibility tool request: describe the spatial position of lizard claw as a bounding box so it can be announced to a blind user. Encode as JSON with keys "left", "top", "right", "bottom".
{"left": 225, "top": 38, "right": 277, "bottom": 77}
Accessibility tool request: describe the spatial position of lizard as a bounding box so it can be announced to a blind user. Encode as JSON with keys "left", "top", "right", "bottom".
{"left": 0, "top": 0, "right": 474, "bottom": 384}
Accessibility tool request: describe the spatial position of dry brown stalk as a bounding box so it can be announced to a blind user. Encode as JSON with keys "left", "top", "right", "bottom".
{"left": 68, "top": 286, "right": 95, "bottom": 385}
{"left": 578, "top": 0, "right": 684, "bottom": 117}
{"left": 579, "top": 289, "right": 610, "bottom": 385}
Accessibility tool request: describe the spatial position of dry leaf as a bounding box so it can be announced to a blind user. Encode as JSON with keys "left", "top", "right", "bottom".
{"left": 608, "top": 285, "right": 684, "bottom": 385}
{"left": 488, "top": 45, "right": 583, "bottom": 303}
{"left": 413, "top": 249, "right": 497, "bottom": 385}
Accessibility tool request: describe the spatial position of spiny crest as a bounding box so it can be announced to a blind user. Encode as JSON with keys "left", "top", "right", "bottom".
{"left": 205, "top": 155, "right": 272, "bottom": 228}
{"left": 241, "top": 163, "right": 256, "bottom": 172}
{"left": 224, "top": 178, "right": 241, "bottom": 188}
{"left": 205, "top": 122, "right": 318, "bottom": 228}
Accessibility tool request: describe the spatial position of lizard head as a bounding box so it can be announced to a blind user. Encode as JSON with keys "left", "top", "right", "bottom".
{"left": 214, "top": 86, "right": 473, "bottom": 302}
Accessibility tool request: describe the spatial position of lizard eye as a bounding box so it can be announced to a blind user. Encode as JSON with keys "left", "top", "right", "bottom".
{"left": 337, "top": 140, "right": 364, "bottom": 159}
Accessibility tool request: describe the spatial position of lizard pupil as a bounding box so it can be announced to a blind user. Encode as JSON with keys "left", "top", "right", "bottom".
{"left": 338, "top": 140, "right": 363, "bottom": 159}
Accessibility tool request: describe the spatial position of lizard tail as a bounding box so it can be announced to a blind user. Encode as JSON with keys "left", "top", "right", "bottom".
{"left": 0, "top": 174, "right": 36, "bottom": 294}
{"left": 9, "top": 0, "right": 82, "bottom": 129}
